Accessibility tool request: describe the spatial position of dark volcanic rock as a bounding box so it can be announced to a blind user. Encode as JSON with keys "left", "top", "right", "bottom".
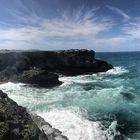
{"left": 0, "top": 49, "right": 113, "bottom": 85}
{"left": 0, "top": 90, "right": 48, "bottom": 140}
{"left": 21, "top": 49, "right": 113, "bottom": 75}
{"left": 17, "top": 69, "right": 62, "bottom": 87}
{"left": 0, "top": 90, "right": 68, "bottom": 140}
{"left": 0, "top": 52, "right": 29, "bottom": 72}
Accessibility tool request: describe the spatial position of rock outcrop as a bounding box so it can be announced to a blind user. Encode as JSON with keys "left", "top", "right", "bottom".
{"left": 0, "top": 90, "right": 47, "bottom": 140}
{"left": 0, "top": 49, "right": 113, "bottom": 86}
{"left": 17, "top": 69, "right": 62, "bottom": 87}
{"left": 0, "top": 90, "right": 68, "bottom": 140}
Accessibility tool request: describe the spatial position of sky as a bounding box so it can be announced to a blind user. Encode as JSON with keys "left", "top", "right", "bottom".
{"left": 0, "top": 0, "right": 140, "bottom": 52}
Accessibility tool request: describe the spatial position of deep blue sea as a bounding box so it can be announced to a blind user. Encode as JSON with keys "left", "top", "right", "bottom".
{"left": 0, "top": 52, "right": 140, "bottom": 140}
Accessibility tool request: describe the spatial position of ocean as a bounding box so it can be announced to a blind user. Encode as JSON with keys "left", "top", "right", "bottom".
{"left": 0, "top": 52, "right": 140, "bottom": 140}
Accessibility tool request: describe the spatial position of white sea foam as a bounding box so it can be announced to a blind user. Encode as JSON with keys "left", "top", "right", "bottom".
{"left": 59, "top": 75, "right": 94, "bottom": 87}
{"left": 0, "top": 82, "right": 25, "bottom": 89}
{"left": 104, "top": 67, "right": 129, "bottom": 75}
{"left": 0, "top": 82, "right": 26, "bottom": 96}
{"left": 0, "top": 74, "right": 129, "bottom": 140}
{"left": 60, "top": 67, "right": 129, "bottom": 86}
{"left": 37, "top": 108, "right": 119, "bottom": 140}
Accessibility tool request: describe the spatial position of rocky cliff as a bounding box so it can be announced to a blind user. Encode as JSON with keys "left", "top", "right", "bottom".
{"left": 0, "top": 90, "right": 47, "bottom": 140}
{"left": 0, "top": 49, "right": 113, "bottom": 87}
{"left": 0, "top": 90, "right": 67, "bottom": 140}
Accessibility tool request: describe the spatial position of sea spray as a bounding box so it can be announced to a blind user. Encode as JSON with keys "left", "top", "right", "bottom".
{"left": 37, "top": 108, "right": 120, "bottom": 140}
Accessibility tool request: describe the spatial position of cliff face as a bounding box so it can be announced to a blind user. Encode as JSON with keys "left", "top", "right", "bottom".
{"left": 0, "top": 49, "right": 113, "bottom": 87}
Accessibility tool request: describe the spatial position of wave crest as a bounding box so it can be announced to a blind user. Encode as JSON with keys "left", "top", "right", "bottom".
{"left": 37, "top": 108, "right": 119, "bottom": 140}
{"left": 102, "top": 67, "right": 129, "bottom": 75}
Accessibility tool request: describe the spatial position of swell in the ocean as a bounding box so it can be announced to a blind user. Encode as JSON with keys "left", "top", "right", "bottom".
{"left": 0, "top": 65, "right": 137, "bottom": 140}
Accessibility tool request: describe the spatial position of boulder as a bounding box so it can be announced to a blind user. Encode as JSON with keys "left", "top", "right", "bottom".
{"left": 17, "top": 69, "right": 62, "bottom": 87}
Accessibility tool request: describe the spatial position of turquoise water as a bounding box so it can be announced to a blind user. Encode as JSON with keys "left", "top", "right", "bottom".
{"left": 0, "top": 52, "right": 140, "bottom": 140}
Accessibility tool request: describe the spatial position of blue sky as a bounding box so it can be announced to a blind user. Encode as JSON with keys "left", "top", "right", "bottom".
{"left": 0, "top": 0, "right": 140, "bottom": 52}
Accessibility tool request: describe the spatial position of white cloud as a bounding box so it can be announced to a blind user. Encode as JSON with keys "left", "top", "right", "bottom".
{"left": 0, "top": 6, "right": 115, "bottom": 50}
{"left": 0, "top": 4, "right": 137, "bottom": 51}
{"left": 106, "top": 5, "right": 130, "bottom": 22}
{"left": 123, "top": 19, "right": 140, "bottom": 39}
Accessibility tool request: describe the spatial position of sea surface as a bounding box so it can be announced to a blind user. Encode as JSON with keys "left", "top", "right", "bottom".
{"left": 0, "top": 52, "right": 140, "bottom": 140}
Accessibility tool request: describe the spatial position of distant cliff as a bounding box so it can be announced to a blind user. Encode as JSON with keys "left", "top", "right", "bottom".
{"left": 0, "top": 49, "right": 113, "bottom": 87}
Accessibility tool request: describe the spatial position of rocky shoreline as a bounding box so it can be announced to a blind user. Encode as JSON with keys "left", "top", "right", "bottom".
{"left": 0, "top": 49, "right": 113, "bottom": 140}
{"left": 0, "top": 49, "right": 113, "bottom": 87}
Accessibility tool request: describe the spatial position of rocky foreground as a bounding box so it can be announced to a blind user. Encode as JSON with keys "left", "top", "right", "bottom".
{"left": 0, "top": 90, "right": 68, "bottom": 140}
{"left": 0, "top": 49, "right": 113, "bottom": 87}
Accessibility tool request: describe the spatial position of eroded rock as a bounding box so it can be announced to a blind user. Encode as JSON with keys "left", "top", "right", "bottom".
{"left": 0, "top": 90, "right": 48, "bottom": 140}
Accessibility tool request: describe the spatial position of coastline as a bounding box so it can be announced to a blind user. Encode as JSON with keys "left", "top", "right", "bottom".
{"left": 0, "top": 90, "right": 68, "bottom": 140}
{"left": 0, "top": 49, "right": 112, "bottom": 87}
{"left": 0, "top": 49, "right": 113, "bottom": 140}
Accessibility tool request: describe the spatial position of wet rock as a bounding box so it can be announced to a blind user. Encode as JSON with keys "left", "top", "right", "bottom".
{"left": 0, "top": 90, "right": 48, "bottom": 140}
{"left": 31, "top": 114, "right": 68, "bottom": 140}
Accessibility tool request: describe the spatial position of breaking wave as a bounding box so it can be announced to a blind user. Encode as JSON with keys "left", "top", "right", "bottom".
{"left": 0, "top": 61, "right": 138, "bottom": 140}
{"left": 37, "top": 108, "right": 119, "bottom": 140}
{"left": 104, "top": 67, "right": 129, "bottom": 75}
